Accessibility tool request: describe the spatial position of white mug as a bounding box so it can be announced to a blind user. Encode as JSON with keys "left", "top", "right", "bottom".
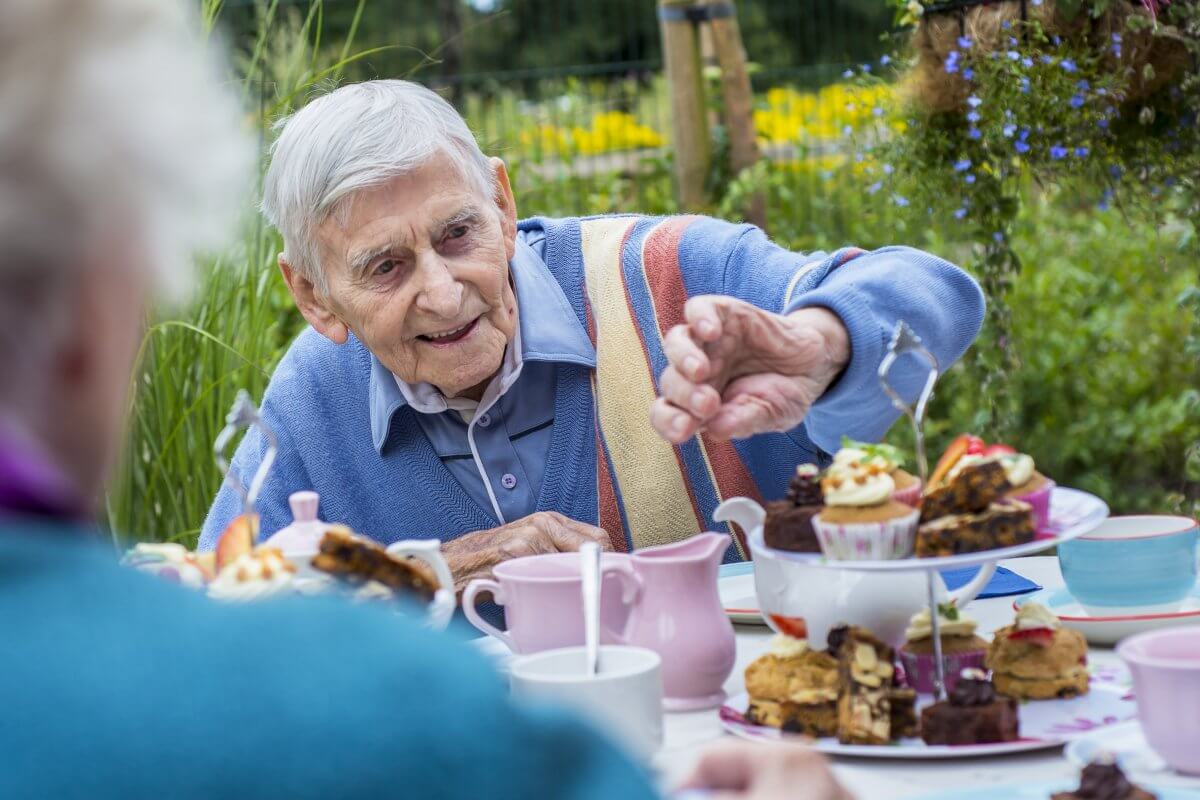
{"left": 509, "top": 645, "right": 663, "bottom": 761}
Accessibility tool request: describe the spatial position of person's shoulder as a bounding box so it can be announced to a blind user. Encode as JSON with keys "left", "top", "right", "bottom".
{"left": 262, "top": 327, "right": 372, "bottom": 418}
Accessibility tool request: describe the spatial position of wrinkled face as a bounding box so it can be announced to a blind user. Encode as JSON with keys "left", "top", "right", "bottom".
{"left": 296, "top": 154, "right": 519, "bottom": 399}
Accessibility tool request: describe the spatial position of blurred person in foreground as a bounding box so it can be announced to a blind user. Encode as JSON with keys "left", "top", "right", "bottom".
{"left": 0, "top": 1, "right": 853, "bottom": 798}
{"left": 199, "top": 77, "right": 984, "bottom": 590}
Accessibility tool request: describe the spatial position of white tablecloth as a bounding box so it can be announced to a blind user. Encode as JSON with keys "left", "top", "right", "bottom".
{"left": 654, "top": 556, "right": 1115, "bottom": 797}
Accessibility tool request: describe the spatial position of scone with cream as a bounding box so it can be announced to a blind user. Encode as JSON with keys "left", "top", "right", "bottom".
{"left": 986, "top": 603, "right": 1089, "bottom": 700}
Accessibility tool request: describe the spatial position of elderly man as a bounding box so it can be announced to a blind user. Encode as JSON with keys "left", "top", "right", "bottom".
{"left": 0, "top": 0, "right": 857, "bottom": 798}
{"left": 201, "top": 80, "right": 984, "bottom": 588}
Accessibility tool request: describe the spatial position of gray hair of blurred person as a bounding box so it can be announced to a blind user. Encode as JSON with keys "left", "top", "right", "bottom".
{"left": 261, "top": 80, "right": 497, "bottom": 293}
{"left": 0, "top": 0, "right": 252, "bottom": 415}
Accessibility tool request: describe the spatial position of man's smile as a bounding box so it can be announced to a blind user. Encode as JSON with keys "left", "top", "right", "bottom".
{"left": 417, "top": 315, "right": 480, "bottom": 346}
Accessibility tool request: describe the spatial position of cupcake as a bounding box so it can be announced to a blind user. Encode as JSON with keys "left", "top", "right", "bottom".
{"left": 207, "top": 547, "right": 297, "bottom": 602}
{"left": 898, "top": 602, "right": 988, "bottom": 694}
{"left": 764, "top": 464, "right": 824, "bottom": 552}
{"left": 835, "top": 438, "right": 922, "bottom": 507}
{"left": 812, "top": 451, "right": 920, "bottom": 560}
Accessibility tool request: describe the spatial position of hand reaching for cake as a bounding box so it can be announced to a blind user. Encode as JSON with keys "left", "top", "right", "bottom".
{"left": 441, "top": 512, "right": 612, "bottom": 593}
{"left": 676, "top": 741, "right": 854, "bottom": 800}
{"left": 651, "top": 297, "right": 850, "bottom": 444}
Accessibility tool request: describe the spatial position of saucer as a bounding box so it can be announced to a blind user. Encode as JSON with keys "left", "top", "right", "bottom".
{"left": 1015, "top": 585, "right": 1200, "bottom": 646}
{"left": 910, "top": 781, "right": 1200, "bottom": 799}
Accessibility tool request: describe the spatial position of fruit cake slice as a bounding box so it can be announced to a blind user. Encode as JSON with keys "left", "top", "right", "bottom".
{"left": 834, "top": 627, "right": 896, "bottom": 745}
{"left": 311, "top": 525, "right": 439, "bottom": 601}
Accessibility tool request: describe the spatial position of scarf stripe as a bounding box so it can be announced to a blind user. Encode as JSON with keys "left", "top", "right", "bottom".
{"left": 581, "top": 217, "right": 703, "bottom": 550}
{"left": 638, "top": 217, "right": 761, "bottom": 558}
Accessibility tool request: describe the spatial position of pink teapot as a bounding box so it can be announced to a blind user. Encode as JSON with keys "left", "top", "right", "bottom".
{"left": 619, "top": 532, "right": 737, "bottom": 711}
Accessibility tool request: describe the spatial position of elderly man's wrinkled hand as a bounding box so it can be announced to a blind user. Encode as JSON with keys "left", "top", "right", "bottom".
{"left": 651, "top": 297, "right": 850, "bottom": 444}
{"left": 441, "top": 511, "right": 612, "bottom": 593}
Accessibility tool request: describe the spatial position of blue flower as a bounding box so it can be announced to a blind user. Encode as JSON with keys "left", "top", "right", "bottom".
{"left": 957, "top": 35, "right": 973, "bottom": 49}
{"left": 1112, "top": 44, "right": 1122, "bottom": 57}
{"left": 1032, "top": 0, "right": 1043, "bottom": 5}
{"left": 967, "top": 95, "right": 983, "bottom": 108}
{"left": 1008, "top": 37, "right": 1019, "bottom": 48}
{"left": 1060, "top": 59, "right": 1077, "bottom": 73}
{"left": 868, "top": 182, "right": 882, "bottom": 194}
{"left": 1050, "top": 145, "right": 1068, "bottom": 159}
{"left": 944, "top": 51, "right": 960, "bottom": 74}
{"left": 1098, "top": 189, "right": 1112, "bottom": 211}
{"left": 1015, "top": 140, "right": 1030, "bottom": 154}
{"left": 873, "top": 106, "right": 884, "bottom": 117}
{"left": 1003, "top": 123, "right": 1017, "bottom": 137}
{"left": 842, "top": 69, "right": 854, "bottom": 79}
{"left": 1109, "top": 165, "right": 1122, "bottom": 179}
{"left": 1098, "top": 118, "right": 1110, "bottom": 130}
{"left": 965, "top": 173, "right": 976, "bottom": 184}
{"left": 954, "top": 158, "right": 972, "bottom": 171}
{"left": 880, "top": 54, "right": 892, "bottom": 66}
{"left": 1112, "top": 33, "right": 1123, "bottom": 43}
{"left": 1001, "top": 20, "right": 1012, "bottom": 30}
{"left": 861, "top": 64, "right": 871, "bottom": 73}
{"left": 1052, "top": 35, "right": 1061, "bottom": 46}
{"left": 1077, "top": 79, "right": 1091, "bottom": 91}
{"left": 1075, "top": 146, "right": 1089, "bottom": 157}
{"left": 954, "top": 207, "right": 968, "bottom": 219}
{"left": 993, "top": 231, "right": 1004, "bottom": 243}
{"left": 968, "top": 127, "right": 982, "bottom": 140}
{"left": 1018, "top": 127, "right": 1030, "bottom": 141}
{"left": 1006, "top": 50, "right": 1020, "bottom": 61}
{"left": 893, "top": 194, "right": 910, "bottom": 207}
{"left": 967, "top": 110, "right": 981, "bottom": 123}
{"left": 882, "top": 163, "right": 894, "bottom": 175}
{"left": 1041, "top": 54, "right": 1054, "bottom": 65}
{"left": 1021, "top": 57, "right": 1034, "bottom": 68}
{"left": 1070, "top": 94, "right": 1085, "bottom": 108}
{"left": 962, "top": 68, "right": 975, "bottom": 80}
{"left": 1020, "top": 77, "right": 1030, "bottom": 93}
{"left": 842, "top": 125, "right": 853, "bottom": 136}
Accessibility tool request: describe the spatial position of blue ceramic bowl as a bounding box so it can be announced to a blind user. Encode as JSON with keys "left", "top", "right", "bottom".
{"left": 1058, "top": 515, "right": 1198, "bottom": 614}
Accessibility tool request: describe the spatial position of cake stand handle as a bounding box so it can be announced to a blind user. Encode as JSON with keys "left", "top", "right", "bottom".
{"left": 926, "top": 571, "right": 947, "bottom": 701}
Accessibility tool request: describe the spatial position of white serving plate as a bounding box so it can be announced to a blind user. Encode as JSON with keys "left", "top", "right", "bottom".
{"left": 1015, "top": 585, "right": 1200, "bottom": 646}
{"left": 750, "top": 486, "right": 1108, "bottom": 573}
{"left": 719, "top": 666, "right": 1136, "bottom": 759}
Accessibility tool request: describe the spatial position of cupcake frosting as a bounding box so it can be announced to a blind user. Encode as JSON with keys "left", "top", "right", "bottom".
{"left": 834, "top": 438, "right": 903, "bottom": 472}
{"left": 768, "top": 634, "right": 809, "bottom": 658}
{"left": 904, "top": 604, "right": 978, "bottom": 642}
{"left": 1015, "top": 602, "right": 1061, "bottom": 631}
{"left": 821, "top": 463, "right": 895, "bottom": 507}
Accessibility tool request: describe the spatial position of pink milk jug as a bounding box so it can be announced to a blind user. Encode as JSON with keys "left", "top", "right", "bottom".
{"left": 620, "top": 532, "right": 737, "bottom": 711}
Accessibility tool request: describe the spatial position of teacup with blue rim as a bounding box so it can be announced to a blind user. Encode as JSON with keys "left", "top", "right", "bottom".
{"left": 1058, "top": 515, "right": 1198, "bottom": 615}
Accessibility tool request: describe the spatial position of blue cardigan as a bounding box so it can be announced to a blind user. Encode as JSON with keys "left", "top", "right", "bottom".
{"left": 0, "top": 521, "right": 655, "bottom": 799}
{"left": 200, "top": 215, "right": 984, "bottom": 553}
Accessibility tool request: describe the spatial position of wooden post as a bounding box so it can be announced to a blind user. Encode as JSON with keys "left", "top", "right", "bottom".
{"left": 709, "top": 0, "right": 766, "bottom": 230}
{"left": 659, "top": 0, "right": 712, "bottom": 211}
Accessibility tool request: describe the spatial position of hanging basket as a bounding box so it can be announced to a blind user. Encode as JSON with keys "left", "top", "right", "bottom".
{"left": 906, "top": 0, "right": 1191, "bottom": 113}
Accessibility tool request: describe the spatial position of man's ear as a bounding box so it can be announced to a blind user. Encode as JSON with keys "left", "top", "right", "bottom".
{"left": 278, "top": 256, "right": 349, "bottom": 345}
{"left": 489, "top": 157, "right": 518, "bottom": 261}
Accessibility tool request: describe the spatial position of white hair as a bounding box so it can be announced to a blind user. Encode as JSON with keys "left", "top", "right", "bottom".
{"left": 0, "top": 0, "right": 252, "bottom": 402}
{"left": 261, "top": 80, "right": 496, "bottom": 289}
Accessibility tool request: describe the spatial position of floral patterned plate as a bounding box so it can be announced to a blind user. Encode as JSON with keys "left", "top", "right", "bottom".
{"left": 719, "top": 666, "right": 1136, "bottom": 760}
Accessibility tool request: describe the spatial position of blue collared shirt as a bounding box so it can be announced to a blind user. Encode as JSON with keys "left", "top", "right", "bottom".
{"left": 368, "top": 228, "right": 595, "bottom": 524}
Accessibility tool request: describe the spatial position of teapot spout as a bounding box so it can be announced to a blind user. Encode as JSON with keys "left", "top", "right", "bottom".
{"left": 714, "top": 497, "right": 766, "bottom": 538}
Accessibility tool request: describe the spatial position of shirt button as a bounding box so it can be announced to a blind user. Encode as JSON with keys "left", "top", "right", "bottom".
{"left": 500, "top": 473, "right": 517, "bottom": 490}
{"left": 478, "top": 413, "right": 491, "bottom": 428}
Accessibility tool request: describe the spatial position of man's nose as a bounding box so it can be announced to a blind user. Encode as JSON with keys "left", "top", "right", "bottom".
{"left": 413, "top": 256, "right": 464, "bottom": 318}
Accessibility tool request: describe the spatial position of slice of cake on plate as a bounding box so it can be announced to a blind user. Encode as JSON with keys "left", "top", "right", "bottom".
{"left": 743, "top": 634, "right": 840, "bottom": 737}
{"left": 920, "top": 668, "right": 1020, "bottom": 745}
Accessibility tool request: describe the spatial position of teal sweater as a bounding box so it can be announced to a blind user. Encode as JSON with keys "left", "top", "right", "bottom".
{"left": 0, "top": 522, "right": 656, "bottom": 799}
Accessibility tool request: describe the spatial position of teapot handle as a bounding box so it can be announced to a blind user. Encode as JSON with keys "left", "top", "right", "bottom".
{"left": 945, "top": 561, "right": 998, "bottom": 608}
{"left": 386, "top": 539, "right": 457, "bottom": 631}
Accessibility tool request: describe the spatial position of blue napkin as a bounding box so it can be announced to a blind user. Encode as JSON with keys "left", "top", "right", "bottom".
{"left": 940, "top": 565, "right": 1041, "bottom": 599}
{"left": 718, "top": 561, "right": 1040, "bottom": 599}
